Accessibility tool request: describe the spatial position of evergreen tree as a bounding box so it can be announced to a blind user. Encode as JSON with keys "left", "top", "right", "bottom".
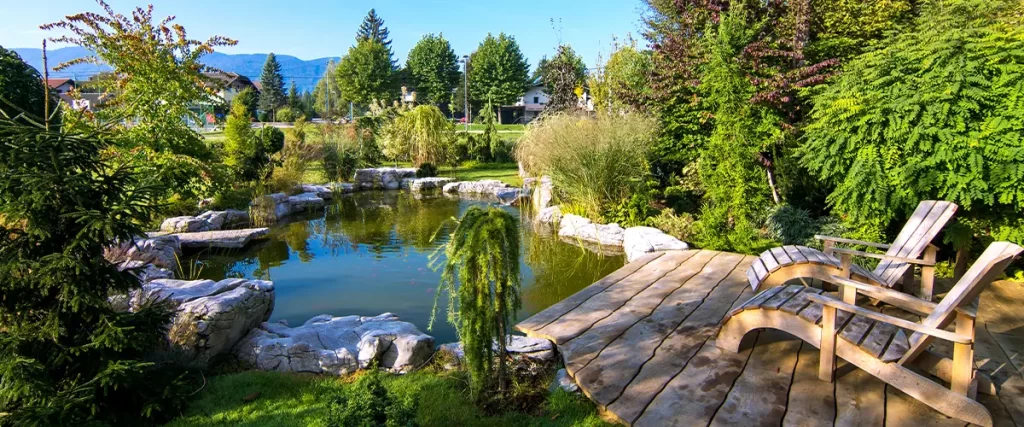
{"left": 405, "top": 34, "right": 460, "bottom": 106}
{"left": 234, "top": 87, "right": 258, "bottom": 119}
{"left": 287, "top": 81, "right": 300, "bottom": 111}
{"left": 356, "top": 9, "right": 396, "bottom": 67}
{"left": 0, "top": 117, "right": 194, "bottom": 424}
{"left": 0, "top": 46, "right": 52, "bottom": 120}
{"left": 258, "top": 52, "right": 286, "bottom": 120}
{"left": 469, "top": 33, "right": 531, "bottom": 106}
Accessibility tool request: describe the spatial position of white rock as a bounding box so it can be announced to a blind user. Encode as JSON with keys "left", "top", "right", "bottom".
{"left": 494, "top": 188, "right": 524, "bottom": 205}
{"left": 355, "top": 168, "right": 418, "bottom": 190}
{"left": 105, "top": 234, "right": 181, "bottom": 269}
{"left": 196, "top": 211, "right": 227, "bottom": 231}
{"left": 533, "top": 176, "right": 554, "bottom": 210}
{"left": 504, "top": 335, "right": 556, "bottom": 362}
{"left": 117, "top": 260, "right": 174, "bottom": 282}
{"left": 135, "top": 278, "right": 275, "bottom": 367}
{"left": 223, "top": 209, "right": 250, "bottom": 229}
{"left": 300, "top": 184, "right": 335, "bottom": 199}
{"left": 558, "top": 214, "right": 626, "bottom": 247}
{"left": 457, "top": 180, "right": 510, "bottom": 194}
{"left": 402, "top": 177, "right": 455, "bottom": 192}
{"left": 234, "top": 313, "right": 435, "bottom": 375}
{"left": 442, "top": 182, "right": 462, "bottom": 193}
{"left": 551, "top": 368, "right": 580, "bottom": 393}
{"left": 176, "top": 228, "right": 270, "bottom": 249}
{"left": 535, "top": 206, "right": 563, "bottom": 225}
{"left": 623, "top": 227, "right": 690, "bottom": 262}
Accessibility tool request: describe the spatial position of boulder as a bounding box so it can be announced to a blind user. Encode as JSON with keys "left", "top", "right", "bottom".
{"left": 334, "top": 183, "right": 357, "bottom": 193}
{"left": 494, "top": 188, "right": 525, "bottom": 205}
{"left": 551, "top": 368, "right": 580, "bottom": 393}
{"left": 355, "top": 168, "right": 418, "bottom": 190}
{"left": 401, "top": 177, "right": 455, "bottom": 192}
{"left": 442, "top": 182, "right": 462, "bottom": 194}
{"left": 196, "top": 211, "right": 227, "bottom": 231}
{"left": 558, "top": 214, "right": 626, "bottom": 247}
{"left": 623, "top": 227, "right": 690, "bottom": 262}
{"left": 535, "top": 206, "right": 563, "bottom": 225}
{"left": 457, "top": 180, "right": 510, "bottom": 195}
{"left": 222, "top": 209, "right": 251, "bottom": 229}
{"left": 176, "top": 228, "right": 270, "bottom": 249}
{"left": 533, "top": 176, "right": 554, "bottom": 210}
{"left": 105, "top": 234, "right": 181, "bottom": 269}
{"left": 135, "top": 278, "right": 275, "bottom": 367}
{"left": 117, "top": 260, "right": 174, "bottom": 282}
{"left": 234, "top": 313, "right": 435, "bottom": 375}
{"left": 300, "top": 184, "right": 335, "bottom": 199}
{"left": 160, "top": 216, "right": 207, "bottom": 233}
{"left": 505, "top": 335, "right": 556, "bottom": 362}
{"left": 288, "top": 192, "right": 325, "bottom": 210}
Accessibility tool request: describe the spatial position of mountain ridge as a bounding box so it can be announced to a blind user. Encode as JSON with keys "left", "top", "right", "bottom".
{"left": 11, "top": 46, "right": 338, "bottom": 93}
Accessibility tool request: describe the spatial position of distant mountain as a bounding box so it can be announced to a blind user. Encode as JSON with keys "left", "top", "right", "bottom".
{"left": 12, "top": 46, "right": 338, "bottom": 93}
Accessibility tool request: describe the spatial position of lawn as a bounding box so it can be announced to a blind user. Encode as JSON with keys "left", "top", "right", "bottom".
{"left": 167, "top": 370, "right": 611, "bottom": 427}
{"left": 456, "top": 123, "right": 526, "bottom": 132}
{"left": 302, "top": 161, "right": 523, "bottom": 187}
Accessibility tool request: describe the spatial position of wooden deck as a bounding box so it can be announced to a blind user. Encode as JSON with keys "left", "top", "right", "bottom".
{"left": 515, "top": 249, "right": 1024, "bottom": 426}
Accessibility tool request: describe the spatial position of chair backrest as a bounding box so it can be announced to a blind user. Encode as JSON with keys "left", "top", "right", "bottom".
{"left": 900, "top": 241, "right": 1024, "bottom": 364}
{"left": 874, "top": 201, "right": 958, "bottom": 286}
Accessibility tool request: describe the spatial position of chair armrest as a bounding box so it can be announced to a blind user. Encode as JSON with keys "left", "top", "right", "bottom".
{"left": 830, "top": 247, "right": 936, "bottom": 266}
{"left": 828, "top": 275, "right": 937, "bottom": 316}
{"left": 806, "top": 294, "right": 972, "bottom": 344}
{"left": 814, "top": 235, "right": 892, "bottom": 250}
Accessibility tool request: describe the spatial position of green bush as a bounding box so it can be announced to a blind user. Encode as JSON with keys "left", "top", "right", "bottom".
{"left": 516, "top": 113, "right": 656, "bottom": 221}
{"left": 649, "top": 208, "right": 696, "bottom": 241}
{"left": 765, "top": 204, "right": 816, "bottom": 245}
{"left": 602, "top": 192, "right": 656, "bottom": 228}
{"left": 315, "top": 124, "right": 363, "bottom": 183}
{"left": 416, "top": 162, "right": 438, "bottom": 178}
{"left": 258, "top": 111, "right": 269, "bottom": 122}
{"left": 321, "top": 370, "right": 418, "bottom": 427}
{"left": 276, "top": 106, "right": 297, "bottom": 122}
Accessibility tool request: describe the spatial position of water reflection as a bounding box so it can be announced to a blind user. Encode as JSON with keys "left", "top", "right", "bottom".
{"left": 189, "top": 191, "right": 623, "bottom": 343}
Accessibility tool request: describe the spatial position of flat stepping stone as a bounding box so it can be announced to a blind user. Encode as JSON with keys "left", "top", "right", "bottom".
{"left": 176, "top": 227, "right": 270, "bottom": 249}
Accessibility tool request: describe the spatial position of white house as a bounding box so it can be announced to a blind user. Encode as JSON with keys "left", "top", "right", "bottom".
{"left": 511, "top": 83, "right": 593, "bottom": 124}
{"left": 202, "top": 72, "right": 258, "bottom": 104}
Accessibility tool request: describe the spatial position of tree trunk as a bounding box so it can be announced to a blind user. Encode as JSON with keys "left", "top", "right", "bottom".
{"left": 954, "top": 247, "right": 970, "bottom": 280}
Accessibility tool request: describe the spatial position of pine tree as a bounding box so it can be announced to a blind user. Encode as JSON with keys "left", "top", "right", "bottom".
{"left": 287, "top": 81, "right": 300, "bottom": 111}
{"left": 0, "top": 117, "right": 194, "bottom": 424}
{"left": 356, "top": 9, "right": 396, "bottom": 67}
{"left": 258, "top": 52, "right": 286, "bottom": 120}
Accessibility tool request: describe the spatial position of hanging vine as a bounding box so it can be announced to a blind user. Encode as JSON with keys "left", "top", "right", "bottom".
{"left": 430, "top": 206, "right": 522, "bottom": 398}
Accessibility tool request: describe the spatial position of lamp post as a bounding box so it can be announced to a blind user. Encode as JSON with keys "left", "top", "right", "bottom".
{"left": 461, "top": 54, "right": 470, "bottom": 132}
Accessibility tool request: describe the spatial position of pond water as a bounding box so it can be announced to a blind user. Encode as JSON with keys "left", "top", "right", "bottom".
{"left": 189, "top": 191, "right": 624, "bottom": 344}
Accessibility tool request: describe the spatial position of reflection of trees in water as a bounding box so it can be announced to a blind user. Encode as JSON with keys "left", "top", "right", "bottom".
{"left": 331, "top": 192, "right": 399, "bottom": 257}
{"left": 520, "top": 230, "right": 624, "bottom": 313}
{"left": 187, "top": 239, "right": 285, "bottom": 281}
{"left": 280, "top": 221, "right": 315, "bottom": 262}
{"left": 393, "top": 193, "right": 460, "bottom": 251}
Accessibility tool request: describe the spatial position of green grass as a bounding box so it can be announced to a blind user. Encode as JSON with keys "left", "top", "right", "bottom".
{"left": 457, "top": 123, "right": 526, "bottom": 132}
{"left": 167, "top": 370, "right": 611, "bottom": 427}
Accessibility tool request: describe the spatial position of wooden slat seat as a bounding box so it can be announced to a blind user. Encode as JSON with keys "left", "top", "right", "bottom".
{"left": 747, "top": 201, "right": 957, "bottom": 300}
{"left": 719, "top": 242, "right": 1024, "bottom": 427}
{"left": 727, "top": 285, "right": 911, "bottom": 362}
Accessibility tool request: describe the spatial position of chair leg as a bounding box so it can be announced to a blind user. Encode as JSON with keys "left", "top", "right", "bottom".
{"left": 952, "top": 312, "right": 975, "bottom": 396}
{"left": 819, "top": 305, "right": 837, "bottom": 382}
{"left": 920, "top": 245, "right": 938, "bottom": 301}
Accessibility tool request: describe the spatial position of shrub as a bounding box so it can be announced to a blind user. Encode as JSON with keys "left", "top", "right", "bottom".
{"left": 0, "top": 118, "right": 195, "bottom": 424}
{"left": 314, "top": 124, "right": 363, "bottom": 183}
{"left": 649, "top": 208, "right": 696, "bottom": 241}
{"left": 380, "top": 105, "right": 457, "bottom": 167}
{"left": 602, "top": 192, "right": 656, "bottom": 228}
{"left": 515, "top": 112, "right": 656, "bottom": 221}
{"left": 765, "top": 204, "right": 817, "bottom": 245}
{"left": 257, "top": 111, "right": 269, "bottom": 122}
{"left": 321, "top": 370, "right": 418, "bottom": 427}
{"left": 416, "top": 162, "right": 438, "bottom": 178}
{"left": 276, "top": 106, "right": 297, "bottom": 122}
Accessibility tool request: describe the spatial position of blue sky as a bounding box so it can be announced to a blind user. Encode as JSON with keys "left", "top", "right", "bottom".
{"left": 2, "top": 0, "right": 649, "bottom": 70}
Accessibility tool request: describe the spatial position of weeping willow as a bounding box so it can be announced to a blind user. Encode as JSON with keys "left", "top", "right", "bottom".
{"left": 430, "top": 206, "right": 522, "bottom": 396}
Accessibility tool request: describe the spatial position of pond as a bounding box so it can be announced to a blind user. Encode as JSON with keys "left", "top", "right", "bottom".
{"left": 189, "top": 191, "right": 624, "bottom": 344}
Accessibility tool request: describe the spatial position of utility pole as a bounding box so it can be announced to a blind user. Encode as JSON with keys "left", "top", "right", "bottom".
{"left": 42, "top": 40, "right": 50, "bottom": 130}
{"left": 462, "top": 54, "right": 470, "bottom": 131}
{"left": 325, "top": 65, "right": 331, "bottom": 122}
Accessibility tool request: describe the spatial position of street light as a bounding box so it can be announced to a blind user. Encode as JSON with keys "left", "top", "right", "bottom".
{"left": 461, "top": 54, "right": 470, "bottom": 131}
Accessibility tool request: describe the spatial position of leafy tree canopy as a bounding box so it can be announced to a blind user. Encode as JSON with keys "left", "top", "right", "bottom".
{"left": 469, "top": 33, "right": 531, "bottom": 106}
{"left": 588, "top": 37, "right": 653, "bottom": 114}
{"left": 539, "top": 44, "right": 587, "bottom": 113}
{"left": 406, "top": 33, "right": 460, "bottom": 106}
{"left": 801, "top": 0, "right": 1024, "bottom": 243}
{"left": 336, "top": 39, "right": 397, "bottom": 106}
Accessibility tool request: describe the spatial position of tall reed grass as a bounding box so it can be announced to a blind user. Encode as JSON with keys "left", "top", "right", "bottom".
{"left": 515, "top": 113, "right": 657, "bottom": 221}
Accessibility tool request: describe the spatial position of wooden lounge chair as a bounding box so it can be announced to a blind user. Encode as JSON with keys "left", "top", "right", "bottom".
{"left": 718, "top": 242, "right": 1022, "bottom": 426}
{"left": 747, "top": 200, "right": 957, "bottom": 300}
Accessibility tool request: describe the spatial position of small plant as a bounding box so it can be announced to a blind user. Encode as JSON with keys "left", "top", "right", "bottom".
{"left": 602, "top": 192, "right": 656, "bottom": 227}
{"left": 416, "top": 162, "right": 438, "bottom": 178}
{"left": 649, "top": 208, "right": 696, "bottom": 241}
{"left": 765, "top": 204, "right": 816, "bottom": 245}
{"left": 321, "top": 370, "right": 418, "bottom": 427}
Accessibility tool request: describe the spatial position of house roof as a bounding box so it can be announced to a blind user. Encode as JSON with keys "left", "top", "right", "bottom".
{"left": 46, "top": 78, "right": 73, "bottom": 88}
{"left": 252, "top": 80, "right": 263, "bottom": 91}
{"left": 203, "top": 72, "right": 256, "bottom": 90}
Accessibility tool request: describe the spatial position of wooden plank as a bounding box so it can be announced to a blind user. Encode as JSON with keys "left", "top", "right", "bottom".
{"left": 885, "top": 385, "right": 969, "bottom": 427}
{"left": 881, "top": 329, "right": 910, "bottom": 363}
{"left": 761, "top": 250, "right": 781, "bottom": 272}
{"left": 833, "top": 359, "right": 886, "bottom": 427}
{"left": 530, "top": 251, "right": 691, "bottom": 344}
{"left": 783, "top": 341, "right": 836, "bottom": 427}
{"left": 763, "top": 285, "right": 804, "bottom": 310}
{"left": 573, "top": 252, "right": 746, "bottom": 406}
{"left": 798, "top": 298, "right": 824, "bottom": 324}
{"left": 798, "top": 246, "right": 831, "bottom": 266}
{"left": 780, "top": 288, "right": 823, "bottom": 315}
{"left": 772, "top": 247, "right": 794, "bottom": 265}
{"left": 785, "top": 245, "right": 809, "bottom": 263}
{"left": 710, "top": 330, "right": 801, "bottom": 427}
{"left": 885, "top": 200, "right": 937, "bottom": 258}
{"left": 559, "top": 250, "right": 717, "bottom": 374}
{"left": 735, "top": 286, "right": 786, "bottom": 314}
{"left": 606, "top": 256, "right": 755, "bottom": 424}
{"left": 879, "top": 201, "right": 956, "bottom": 284}
{"left": 839, "top": 314, "right": 874, "bottom": 345}
{"left": 633, "top": 336, "right": 756, "bottom": 427}
{"left": 860, "top": 320, "right": 899, "bottom": 359}
{"left": 751, "top": 257, "right": 769, "bottom": 281}
{"left": 516, "top": 251, "right": 665, "bottom": 333}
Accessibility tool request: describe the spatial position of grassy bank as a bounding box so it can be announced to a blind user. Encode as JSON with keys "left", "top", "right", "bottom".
{"left": 167, "top": 370, "right": 610, "bottom": 427}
